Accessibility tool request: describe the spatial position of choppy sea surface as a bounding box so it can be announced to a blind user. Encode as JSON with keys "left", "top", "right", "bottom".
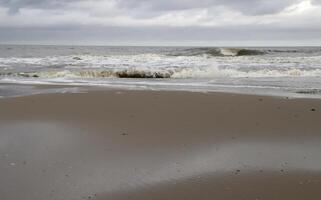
{"left": 1, "top": 45, "right": 321, "bottom": 98}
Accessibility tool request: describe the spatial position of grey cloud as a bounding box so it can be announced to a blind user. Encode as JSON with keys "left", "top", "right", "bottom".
{"left": 0, "top": 0, "right": 80, "bottom": 13}
{"left": 1, "top": 0, "right": 299, "bottom": 15}
{"left": 117, "top": 0, "right": 299, "bottom": 15}
{"left": 0, "top": 0, "right": 320, "bottom": 45}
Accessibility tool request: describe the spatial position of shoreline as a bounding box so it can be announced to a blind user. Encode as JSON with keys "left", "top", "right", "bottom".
{"left": 1, "top": 89, "right": 321, "bottom": 199}
{"left": 1, "top": 82, "right": 321, "bottom": 100}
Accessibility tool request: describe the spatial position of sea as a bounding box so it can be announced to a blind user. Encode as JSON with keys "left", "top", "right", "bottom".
{"left": 1, "top": 45, "right": 321, "bottom": 98}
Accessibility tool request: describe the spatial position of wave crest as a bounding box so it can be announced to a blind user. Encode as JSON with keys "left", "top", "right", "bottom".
{"left": 2, "top": 67, "right": 321, "bottom": 79}
{"left": 170, "top": 48, "right": 265, "bottom": 57}
{"left": 1, "top": 68, "right": 174, "bottom": 79}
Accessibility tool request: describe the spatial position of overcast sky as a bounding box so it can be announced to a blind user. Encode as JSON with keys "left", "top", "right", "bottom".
{"left": 0, "top": 0, "right": 321, "bottom": 45}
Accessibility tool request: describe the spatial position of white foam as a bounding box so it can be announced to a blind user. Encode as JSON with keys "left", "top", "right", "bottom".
{"left": 219, "top": 48, "right": 239, "bottom": 56}
{"left": 3, "top": 65, "right": 321, "bottom": 80}
{"left": 1, "top": 52, "right": 321, "bottom": 97}
{"left": 171, "top": 67, "right": 321, "bottom": 78}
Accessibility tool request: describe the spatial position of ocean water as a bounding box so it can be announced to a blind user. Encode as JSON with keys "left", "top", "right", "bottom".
{"left": 1, "top": 45, "right": 321, "bottom": 98}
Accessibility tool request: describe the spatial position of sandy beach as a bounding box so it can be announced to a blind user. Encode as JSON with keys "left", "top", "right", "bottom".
{"left": 1, "top": 88, "right": 321, "bottom": 200}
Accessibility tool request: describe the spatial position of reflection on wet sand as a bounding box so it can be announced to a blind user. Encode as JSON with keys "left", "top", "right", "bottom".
{"left": 1, "top": 90, "right": 321, "bottom": 199}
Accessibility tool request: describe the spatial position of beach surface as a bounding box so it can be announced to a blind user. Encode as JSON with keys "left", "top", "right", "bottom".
{"left": 1, "top": 88, "right": 321, "bottom": 200}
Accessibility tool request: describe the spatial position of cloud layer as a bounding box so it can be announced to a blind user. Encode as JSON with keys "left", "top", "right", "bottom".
{"left": 0, "top": 0, "right": 320, "bottom": 45}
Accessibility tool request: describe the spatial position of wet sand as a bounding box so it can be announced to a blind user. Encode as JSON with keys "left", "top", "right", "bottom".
{"left": 1, "top": 90, "right": 321, "bottom": 200}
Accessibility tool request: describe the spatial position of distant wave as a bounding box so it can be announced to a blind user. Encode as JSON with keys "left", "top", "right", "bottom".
{"left": 296, "top": 89, "right": 321, "bottom": 95}
{"left": 169, "top": 48, "right": 265, "bottom": 57}
{"left": 266, "top": 48, "right": 321, "bottom": 54}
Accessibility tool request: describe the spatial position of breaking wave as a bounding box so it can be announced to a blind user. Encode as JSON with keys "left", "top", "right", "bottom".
{"left": 169, "top": 48, "right": 265, "bottom": 57}
{"left": 0, "top": 69, "right": 174, "bottom": 79}
{"left": 2, "top": 67, "right": 321, "bottom": 79}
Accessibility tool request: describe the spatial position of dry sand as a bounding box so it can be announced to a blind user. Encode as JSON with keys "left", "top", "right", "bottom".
{"left": 1, "top": 89, "right": 321, "bottom": 200}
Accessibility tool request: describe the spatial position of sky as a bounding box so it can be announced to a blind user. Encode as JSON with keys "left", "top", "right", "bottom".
{"left": 0, "top": 0, "right": 321, "bottom": 46}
